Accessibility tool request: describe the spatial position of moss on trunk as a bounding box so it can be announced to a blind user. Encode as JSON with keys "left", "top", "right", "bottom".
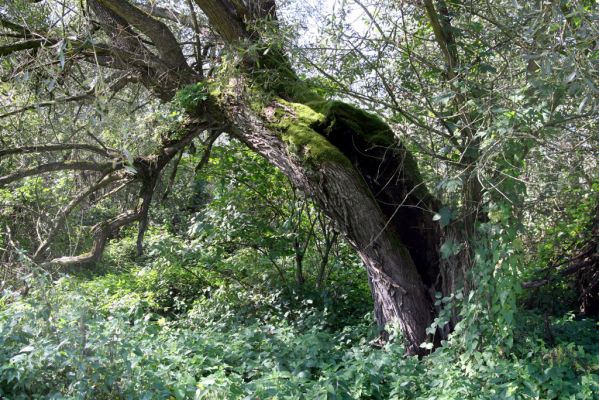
{"left": 266, "top": 99, "right": 350, "bottom": 167}
{"left": 263, "top": 95, "right": 432, "bottom": 203}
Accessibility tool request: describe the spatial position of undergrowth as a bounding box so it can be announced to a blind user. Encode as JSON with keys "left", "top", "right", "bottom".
{"left": 0, "top": 238, "right": 597, "bottom": 399}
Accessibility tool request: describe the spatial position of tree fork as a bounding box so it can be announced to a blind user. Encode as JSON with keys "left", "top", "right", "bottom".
{"left": 78, "top": 0, "right": 442, "bottom": 352}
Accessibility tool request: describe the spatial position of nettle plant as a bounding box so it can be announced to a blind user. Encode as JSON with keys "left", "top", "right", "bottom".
{"left": 174, "top": 82, "right": 209, "bottom": 113}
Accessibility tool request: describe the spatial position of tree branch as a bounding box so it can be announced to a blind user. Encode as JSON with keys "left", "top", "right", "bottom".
{"left": 0, "top": 90, "right": 95, "bottom": 119}
{"left": 194, "top": 130, "right": 221, "bottom": 172}
{"left": 423, "top": 0, "right": 460, "bottom": 76}
{"left": 0, "top": 17, "right": 33, "bottom": 37}
{"left": 0, "top": 143, "right": 117, "bottom": 159}
{"left": 96, "top": 0, "right": 191, "bottom": 71}
{"left": 0, "top": 161, "right": 118, "bottom": 188}
{"left": 132, "top": 1, "right": 197, "bottom": 27}
{"left": 33, "top": 174, "right": 126, "bottom": 261}
{"left": 193, "top": 0, "right": 247, "bottom": 42}
{"left": 48, "top": 210, "right": 141, "bottom": 266}
{"left": 0, "top": 38, "right": 57, "bottom": 57}
{"left": 522, "top": 254, "right": 598, "bottom": 289}
{"left": 135, "top": 174, "right": 158, "bottom": 256}
{"left": 161, "top": 149, "right": 184, "bottom": 201}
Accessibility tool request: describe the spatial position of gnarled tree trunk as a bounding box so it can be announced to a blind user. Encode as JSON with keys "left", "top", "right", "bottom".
{"left": 89, "top": 0, "right": 443, "bottom": 354}
{"left": 0, "top": 0, "right": 446, "bottom": 354}
{"left": 212, "top": 93, "right": 439, "bottom": 354}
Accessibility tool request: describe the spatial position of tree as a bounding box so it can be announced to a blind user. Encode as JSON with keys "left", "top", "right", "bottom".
{"left": 1, "top": 0, "right": 596, "bottom": 355}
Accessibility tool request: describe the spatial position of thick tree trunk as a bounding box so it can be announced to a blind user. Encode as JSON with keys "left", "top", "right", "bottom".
{"left": 315, "top": 163, "right": 433, "bottom": 354}
{"left": 82, "top": 0, "right": 444, "bottom": 354}
{"left": 2, "top": 0, "right": 445, "bottom": 352}
{"left": 218, "top": 94, "right": 435, "bottom": 354}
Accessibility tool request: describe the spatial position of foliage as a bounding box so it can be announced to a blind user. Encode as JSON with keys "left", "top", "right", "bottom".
{"left": 0, "top": 260, "right": 597, "bottom": 399}
{"left": 1, "top": 0, "right": 598, "bottom": 398}
{"left": 174, "top": 83, "right": 209, "bottom": 113}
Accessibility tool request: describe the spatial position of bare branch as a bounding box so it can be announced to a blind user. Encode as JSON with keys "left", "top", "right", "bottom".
{"left": 93, "top": 180, "right": 132, "bottom": 204}
{"left": 33, "top": 174, "right": 126, "bottom": 261}
{"left": 0, "top": 161, "right": 119, "bottom": 188}
{"left": 132, "top": 1, "right": 196, "bottom": 27}
{"left": 193, "top": 0, "right": 247, "bottom": 42}
{"left": 0, "top": 143, "right": 118, "bottom": 159}
{"left": 523, "top": 252, "right": 598, "bottom": 289}
{"left": 48, "top": 210, "right": 141, "bottom": 266}
{"left": 0, "top": 38, "right": 57, "bottom": 57}
{"left": 161, "top": 149, "right": 183, "bottom": 201}
{"left": 186, "top": 0, "right": 205, "bottom": 77}
{"left": 95, "top": 0, "right": 191, "bottom": 71}
{"left": 87, "top": 0, "right": 193, "bottom": 100}
{"left": 0, "top": 90, "right": 94, "bottom": 119}
{"left": 161, "top": 124, "right": 213, "bottom": 157}
{"left": 0, "top": 17, "right": 33, "bottom": 37}
{"left": 194, "top": 130, "right": 221, "bottom": 172}
{"left": 422, "top": 0, "right": 460, "bottom": 76}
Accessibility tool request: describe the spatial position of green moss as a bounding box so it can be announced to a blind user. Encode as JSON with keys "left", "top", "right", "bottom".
{"left": 270, "top": 100, "right": 351, "bottom": 168}
{"left": 250, "top": 80, "right": 432, "bottom": 200}
{"left": 310, "top": 100, "right": 430, "bottom": 201}
{"left": 208, "top": 86, "right": 221, "bottom": 98}
{"left": 267, "top": 97, "right": 425, "bottom": 187}
{"left": 281, "top": 96, "right": 396, "bottom": 149}
{"left": 308, "top": 100, "right": 396, "bottom": 147}
{"left": 247, "top": 57, "right": 399, "bottom": 149}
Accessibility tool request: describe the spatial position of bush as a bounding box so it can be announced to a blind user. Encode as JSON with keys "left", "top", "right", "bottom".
{"left": 0, "top": 269, "right": 597, "bottom": 399}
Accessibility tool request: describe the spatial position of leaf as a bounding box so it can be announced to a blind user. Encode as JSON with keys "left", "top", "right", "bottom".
{"left": 578, "top": 96, "right": 589, "bottom": 114}
{"left": 18, "top": 345, "right": 34, "bottom": 353}
{"left": 56, "top": 39, "right": 66, "bottom": 70}
{"left": 436, "top": 178, "right": 462, "bottom": 193}
{"left": 432, "top": 92, "right": 455, "bottom": 105}
{"left": 47, "top": 79, "right": 56, "bottom": 92}
{"left": 565, "top": 70, "right": 577, "bottom": 83}
{"left": 440, "top": 239, "right": 462, "bottom": 260}
{"left": 478, "top": 63, "right": 497, "bottom": 74}
{"left": 432, "top": 207, "right": 452, "bottom": 228}
{"left": 200, "top": 376, "right": 216, "bottom": 386}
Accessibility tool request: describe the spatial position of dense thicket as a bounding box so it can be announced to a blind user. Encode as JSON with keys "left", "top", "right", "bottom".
{"left": 0, "top": 0, "right": 597, "bottom": 398}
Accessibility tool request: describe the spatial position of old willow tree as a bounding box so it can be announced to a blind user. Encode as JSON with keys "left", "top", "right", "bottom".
{"left": 1, "top": 1, "right": 596, "bottom": 354}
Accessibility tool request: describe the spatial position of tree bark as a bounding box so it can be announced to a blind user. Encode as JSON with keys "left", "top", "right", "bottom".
{"left": 88, "top": 0, "right": 442, "bottom": 353}
{"left": 215, "top": 93, "right": 435, "bottom": 354}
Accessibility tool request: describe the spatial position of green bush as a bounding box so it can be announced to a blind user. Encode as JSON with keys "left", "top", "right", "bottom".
{"left": 0, "top": 268, "right": 597, "bottom": 399}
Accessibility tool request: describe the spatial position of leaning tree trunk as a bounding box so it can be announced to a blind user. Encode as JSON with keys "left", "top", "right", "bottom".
{"left": 81, "top": 0, "right": 444, "bottom": 355}
{"left": 212, "top": 93, "right": 439, "bottom": 354}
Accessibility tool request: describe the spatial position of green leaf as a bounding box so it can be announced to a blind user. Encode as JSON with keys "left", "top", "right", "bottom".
{"left": 432, "top": 207, "right": 452, "bottom": 228}
{"left": 440, "top": 239, "right": 462, "bottom": 260}
{"left": 478, "top": 63, "right": 497, "bottom": 74}
{"left": 432, "top": 92, "right": 455, "bottom": 105}
{"left": 18, "top": 345, "right": 34, "bottom": 353}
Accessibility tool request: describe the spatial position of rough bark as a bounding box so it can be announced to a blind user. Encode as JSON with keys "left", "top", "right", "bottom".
{"left": 91, "top": 0, "right": 442, "bottom": 353}
{"left": 316, "top": 102, "right": 441, "bottom": 287}
{"left": 214, "top": 92, "right": 435, "bottom": 354}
